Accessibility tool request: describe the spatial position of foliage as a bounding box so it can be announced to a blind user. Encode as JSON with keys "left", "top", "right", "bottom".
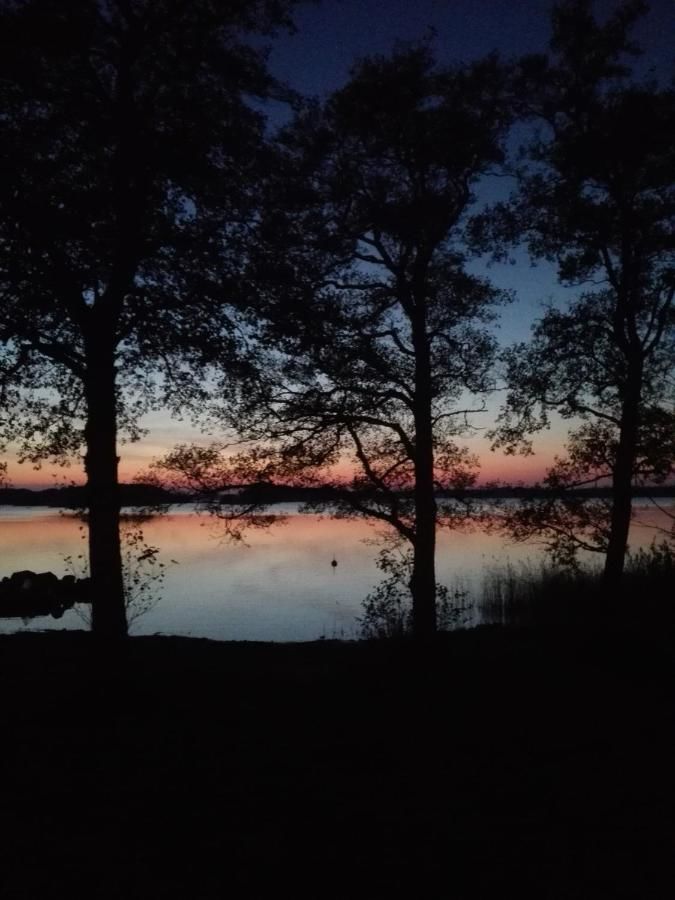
{"left": 479, "top": 540, "right": 675, "bottom": 629}
{"left": 359, "top": 545, "right": 468, "bottom": 640}
{"left": 0, "top": 0, "right": 296, "bottom": 462}
{"left": 474, "top": 1, "right": 675, "bottom": 576}
{"left": 0, "top": 0, "right": 299, "bottom": 633}
{"left": 488, "top": 493, "right": 613, "bottom": 570}
{"left": 196, "top": 44, "right": 515, "bottom": 637}
{"left": 624, "top": 540, "right": 675, "bottom": 583}
{"left": 479, "top": 559, "right": 600, "bottom": 627}
{"left": 65, "top": 517, "right": 172, "bottom": 628}
{"left": 493, "top": 414, "right": 674, "bottom": 568}
{"left": 120, "top": 523, "right": 168, "bottom": 626}
{"left": 149, "top": 444, "right": 284, "bottom": 543}
{"left": 639, "top": 497, "right": 675, "bottom": 546}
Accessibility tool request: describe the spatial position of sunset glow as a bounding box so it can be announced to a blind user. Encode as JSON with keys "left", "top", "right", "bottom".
{"left": 3, "top": 439, "right": 563, "bottom": 490}
{"left": 1, "top": 2, "right": 673, "bottom": 895}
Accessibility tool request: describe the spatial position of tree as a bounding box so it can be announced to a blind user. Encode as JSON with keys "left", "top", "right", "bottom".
{"left": 490, "top": 416, "right": 674, "bottom": 570}
{"left": 0, "top": 0, "right": 297, "bottom": 635}
{"left": 0, "top": 345, "right": 22, "bottom": 489}
{"left": 217, "top": 47, "right": 513, "bottom": 638}
{"left": 478, "top": 0, "right": 675, "bottom": 581}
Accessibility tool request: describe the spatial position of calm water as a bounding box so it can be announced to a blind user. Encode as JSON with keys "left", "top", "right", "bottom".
{"left": 0, "top": 501, "right": 671, "bottom": 640}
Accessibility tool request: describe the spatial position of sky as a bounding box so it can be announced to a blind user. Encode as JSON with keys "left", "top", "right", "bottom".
{"left": 271, "top": 0, "right": 673, "bottom": 94}
{"left": 4, "top": 0, "right": 674, "bottom": 489}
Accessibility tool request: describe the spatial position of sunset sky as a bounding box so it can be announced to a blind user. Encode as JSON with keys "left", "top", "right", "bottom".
{"left": 4, "top": 0, "right": 673, "bottom": 490}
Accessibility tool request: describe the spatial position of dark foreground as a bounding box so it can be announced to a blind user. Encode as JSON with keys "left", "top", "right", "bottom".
{"left": 0, "top": 627, "right": 672, "bottom": 898}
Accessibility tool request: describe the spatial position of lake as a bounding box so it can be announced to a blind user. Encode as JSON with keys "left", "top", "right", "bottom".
{"left": 0, "top": 501, "right": 672, "bottom": 640}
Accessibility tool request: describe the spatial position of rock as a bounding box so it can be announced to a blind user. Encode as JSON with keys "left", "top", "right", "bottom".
{"left": 0, "top": 571, "right": 90, "bottom": 619}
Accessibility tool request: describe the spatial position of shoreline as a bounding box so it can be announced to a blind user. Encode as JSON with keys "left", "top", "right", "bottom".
{"left": 2, "top": 483, "right": 674, "bottom": 508}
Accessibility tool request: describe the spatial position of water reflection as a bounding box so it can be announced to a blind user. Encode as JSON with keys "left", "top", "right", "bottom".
{"left": 0, "top": 501, "right": 672, "bottom": 640}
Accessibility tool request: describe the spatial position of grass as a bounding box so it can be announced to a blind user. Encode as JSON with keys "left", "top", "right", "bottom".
{"left": 478, "top": 541, "right": 675, "bottom": 632}
{"left": 0, "top": 625, "right": 672, "bottom": 897}
{"left": 0, "top": 544, "right": 672, "bottom": 896}
{"left": 480, "top": 561, "right": 601, "bottom": 627}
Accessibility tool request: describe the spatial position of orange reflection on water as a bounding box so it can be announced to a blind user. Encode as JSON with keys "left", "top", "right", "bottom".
{"left": 0, "top": 512, "right": 86, "bottom": 575}
{"left": 1, "top": 501, "right": 672, "bottom": 640}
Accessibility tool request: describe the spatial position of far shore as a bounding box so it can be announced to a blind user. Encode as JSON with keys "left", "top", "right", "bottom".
{"left": 2, "top": 481, "right": 675, "bottom": 508}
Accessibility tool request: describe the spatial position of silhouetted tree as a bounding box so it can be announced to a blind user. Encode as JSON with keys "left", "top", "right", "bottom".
{"left": 150, "top": 442, "right": 285, "bottom": 540}
{"left": 0, "top": 346, "right": 21, "bottom": 487}
{"left": 476, "top": 0, "right": 675, "bottom": 580}
{"left": 230, "top": 47, "right": 513, "bottom": 638}
{"left": 0, "top": 0, "right": 297, "bottom": 636}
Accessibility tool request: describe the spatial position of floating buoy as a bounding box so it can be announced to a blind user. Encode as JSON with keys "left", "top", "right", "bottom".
{"left": 330, "top": 558, "right": 338, "bottom": 569}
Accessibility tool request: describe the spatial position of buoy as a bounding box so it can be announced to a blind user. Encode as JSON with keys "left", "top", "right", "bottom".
{"left": 331, "top": 558, "right": 338, "bottom": 569}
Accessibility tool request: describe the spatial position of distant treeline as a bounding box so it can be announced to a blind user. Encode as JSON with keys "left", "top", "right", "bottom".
{"left": 0, "top": 484, "right": 181, "bottom": 508}
{"left": 438, "top": 486, "right": 675, "bottom": 500}
{"left": 2, "top": 482, "right": 673, "bottom": 508}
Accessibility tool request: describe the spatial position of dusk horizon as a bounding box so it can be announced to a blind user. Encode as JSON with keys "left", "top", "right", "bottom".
{"left": 0, "top": 1, "right": 673, "bottom": 895}
{"left": 2, "top": 0, "right": 672, "bottom": 496}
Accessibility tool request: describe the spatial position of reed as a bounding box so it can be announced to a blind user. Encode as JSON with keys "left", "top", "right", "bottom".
{"left": 478, "top": 541, "right": 675, "bottom": 631}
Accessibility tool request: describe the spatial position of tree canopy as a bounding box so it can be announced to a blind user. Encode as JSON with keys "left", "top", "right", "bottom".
{"left": 474, "top": 0, "right": 675, "bottom": 576}
{"left": 0, "top": 0, "right": 299, "bottom": 634}
{"left": 176, "top": 46, "right": 514, "bottom": 637}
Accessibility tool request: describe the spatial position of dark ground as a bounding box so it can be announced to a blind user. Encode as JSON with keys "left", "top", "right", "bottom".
{"left": 0, "top": 626, "right": 672, "bottom": 898}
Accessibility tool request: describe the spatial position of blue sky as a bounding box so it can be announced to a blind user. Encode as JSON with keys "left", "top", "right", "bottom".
{"left": 269, "top": 0, "right": 673, "bottom": 98}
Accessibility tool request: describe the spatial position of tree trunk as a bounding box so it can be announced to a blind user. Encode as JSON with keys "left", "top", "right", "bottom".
{"left": 604, "top": 364, "right": 641, "bottom": 585}
{"left": 84, "top": 336, "right": 127, "bottom": 638}
{"left": 410, "top": 522, "right": 436, "bottom": 638}
{"left": 410, "top": 297, "right": 437, "bottom": 640}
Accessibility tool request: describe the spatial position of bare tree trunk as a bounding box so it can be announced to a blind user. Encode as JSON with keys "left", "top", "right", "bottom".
{"left": 410, "top": 519, "right": 437, "bottom": 638}
{"left": 84, "top": 336, "right": 127, "bottom": 638}
{"left": 604, "top": 366, "right": 641, "bottom": 585}
{"left": 410, "top": 298, "right": 437, "bottom": 640}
